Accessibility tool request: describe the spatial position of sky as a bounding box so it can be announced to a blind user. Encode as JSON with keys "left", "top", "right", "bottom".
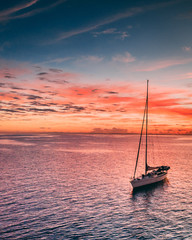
{"left": 0, "top": 0, "right": 192, "bottom": 134}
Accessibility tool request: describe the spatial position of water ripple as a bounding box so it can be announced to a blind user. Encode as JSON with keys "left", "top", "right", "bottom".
{"left": 0, "top": 134, "right": 191, "bottom": 239}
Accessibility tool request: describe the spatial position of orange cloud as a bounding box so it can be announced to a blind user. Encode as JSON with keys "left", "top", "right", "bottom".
{"left": 0, "top": 64, "right": 191, "bottom": 134}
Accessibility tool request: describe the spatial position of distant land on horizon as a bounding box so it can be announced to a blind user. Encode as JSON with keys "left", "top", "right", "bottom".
{"left": 0, "top": 131, "right": 191, "bottom": 136}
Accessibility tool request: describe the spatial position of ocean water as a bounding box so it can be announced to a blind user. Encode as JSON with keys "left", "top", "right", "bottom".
{"left": 0, "top": 134, "right": 191, "bottom": 239}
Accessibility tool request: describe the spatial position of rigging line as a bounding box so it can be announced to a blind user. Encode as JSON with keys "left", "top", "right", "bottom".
{"left": 150, "top": 134, "right": 155, "bottom": 166}
{"left": 145, "top": 80, "right": 149, "bottom": 174}
{"left": 133, "top": 97, "right": 147, "bottom": 179}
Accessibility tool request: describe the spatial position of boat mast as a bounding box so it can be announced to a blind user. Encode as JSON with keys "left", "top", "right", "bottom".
{"left": 133, "top": 81, "right": 148, "bottom": 179}
{"left": 145, "top": 80, "right": 149, "bottom": 174}
{"left": 133, "top": 103, "right": 146, "bottom": 179}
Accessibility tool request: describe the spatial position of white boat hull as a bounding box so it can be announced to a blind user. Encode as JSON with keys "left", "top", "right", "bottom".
{"left": 130, "top": 172, "right": 167, "bottom": 189}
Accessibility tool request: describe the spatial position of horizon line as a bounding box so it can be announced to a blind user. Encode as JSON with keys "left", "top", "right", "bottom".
{"left": 0, "top": 132, "right": 191, "bottom": 136}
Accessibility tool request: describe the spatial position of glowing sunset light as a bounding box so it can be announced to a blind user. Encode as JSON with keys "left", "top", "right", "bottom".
{"left": 0, "top": 0, "right": 191, "bottom": 134}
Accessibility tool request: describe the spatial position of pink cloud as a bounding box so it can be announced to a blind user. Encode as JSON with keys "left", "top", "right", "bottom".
{"left": 183, "top": 72, "right": 192, "bottom": 79}
{"left": 0, "top": 0, "right": 66, "bottom": 22}
{"left": 0, "top": 66, "right": 31, "bottom": 79}
{"left": 136, "top": 58, "right": 192, "bottom": 72}
{"left": 182, "top": 46, "right": 191, "bottom": 52}
{"left": 112, "top": 52, "right": 136, "bottom": 63}
{"left": 76, "top": 56, "right": 103, "bottom": 63}
{"left": 0, "top": 0, "right": 39, "bottom": 18}
{"left": 0, "top": 62, "right": 191, "bottom": 133}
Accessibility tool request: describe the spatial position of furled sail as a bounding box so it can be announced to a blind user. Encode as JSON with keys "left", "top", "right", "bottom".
{"left": 147, "top": 165, "right": 160, "bottom": 171}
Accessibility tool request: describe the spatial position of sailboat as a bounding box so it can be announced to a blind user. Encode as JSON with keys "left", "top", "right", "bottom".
{"left": 130, "top": 80, "right": 170, "bottom": 189}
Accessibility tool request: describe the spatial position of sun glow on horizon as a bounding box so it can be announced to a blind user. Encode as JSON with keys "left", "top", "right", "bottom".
{"left": 0, "top": 64, "right": 191, "bottom": 135}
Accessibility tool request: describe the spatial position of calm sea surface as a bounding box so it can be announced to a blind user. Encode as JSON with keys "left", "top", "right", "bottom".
{"left": 0, "top": 134, "right": 191, "bottom": 239}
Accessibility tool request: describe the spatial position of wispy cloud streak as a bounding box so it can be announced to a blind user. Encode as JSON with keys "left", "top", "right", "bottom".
{"left": 55, "top": 0, "right": 181, "bottom": 42}
{"left": 0, "top": 0, "right": 67, "bottom": 22}
{"left": 93, "top": 28, "right": 130, "bottom": 40}
{"left": 112, "top": 52, "right": 136, "bottom": 63}
{"left": 56, "top": 7, "right": 143, "bottom": 41}
{"left": 0, "top": 0, "right": 39, "bottom": 17}
{"left": 135, "top": 58, "right": 192, "bottom": 72}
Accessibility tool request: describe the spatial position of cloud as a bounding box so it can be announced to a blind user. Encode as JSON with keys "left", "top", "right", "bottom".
{"left": 36, "top": 70, "right": 79, "bottom": 84}
{"left": 92, "top": 127, "right": 128, "bottom": 134}
{"left": 25, "top": 94, "right": 43, "bottom": 100}
{"left": 29, "top": 108, "right": 57, "bottom": 112}
{"left": 112, "top": 52, "right": 136, "bottom": 63}
{"left": 62, "top": 104, "right": 86, "bottom": 112}
{"left": 4, "top": 74, "right": 16, "bottom": 79}
{"left": 54, "top": 1, "right": 180, "bottom": 42}
{"left": 181, "top": 72, "right": 192, "bottom": 80}
{"left": 0, "top": 65, "right": 31, "bottom": 79}
{"left": 0, "top": 82, "right": 6, "bottom": 87}
{"left": 41, "top": 57, "right": 72, "bottom": 64}
{"left": 0, "top": 0, "right": 39, "bottom": 18}
{"left": 94, "top": 28, "right": 117, "bottom": 35}
{"left": 30, "top": 89, "right": 46, "bottom": 94}
{"left": 0, "top": 0, "right": 67, "bottom": 22}
{"left": 39, "top": 78, "right": 69, "bottom": 84}
{"left": 0, "top": 60, "right": 191, "bottom": 133}
{"left": 93, "top": 28, "right": 130, "bottom": 40}
{"left": 76, "top": 55, "right": 103, "bottom": 63}
{"left": 49, "top": 68, "right": 63, "bottom": 73}
{"left": 182, "top": 46, "right": 191, "bottom": 52}
{"left": 11, "top": 86, "right": 25, "bottom": 90}
{"left": 30, "top": 101, "right": 57, "bottom": 107}
{"left": 119, "top": 32, "right": 129, "bottom": 40}
{"left": 37, "top": 72, "right": 48, "bottom": 76}
{"left": 136, "top": 58, "right": 192, "bottom": 71}
{"left": 0, "top": 108, "right": 18, "bottom": 113}
{"left": 105, "top": 91, "right": 118, "bottom": 94}
{"left": 97, "top": 96, "right": 138, "bottom": 104}
{"left": 56, "top": 7, "right": 143, "bottom": 41}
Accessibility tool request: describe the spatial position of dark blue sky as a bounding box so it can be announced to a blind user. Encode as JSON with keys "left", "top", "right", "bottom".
{"left": 1, "top": 0, "right": 192, "bottom": 64}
